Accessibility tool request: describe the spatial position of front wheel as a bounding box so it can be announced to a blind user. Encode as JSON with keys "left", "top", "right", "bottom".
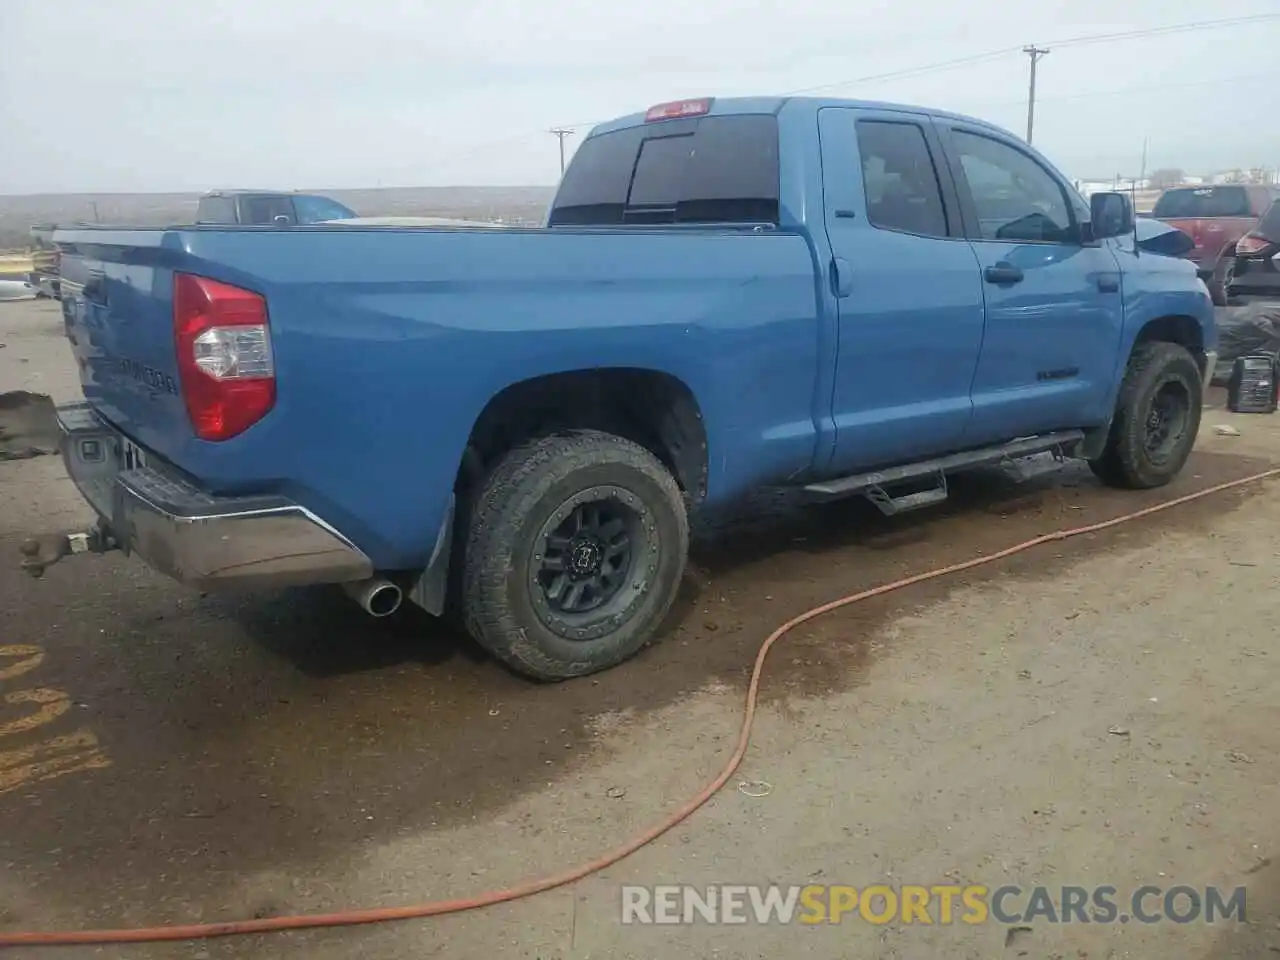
{"left": 460, "top": 430, "right": 689, "bottom": 681}
{"left": 1089, "top": 341, "right": 1203, "bottom": 489}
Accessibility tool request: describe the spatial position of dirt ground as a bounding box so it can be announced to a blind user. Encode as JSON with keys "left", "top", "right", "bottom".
{"left": 2, "top": 297, "right": 1279, "bottom": 959}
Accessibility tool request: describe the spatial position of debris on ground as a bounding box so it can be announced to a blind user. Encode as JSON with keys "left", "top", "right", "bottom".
{"left": 1214, "top": 425, "right": 1242, "bottom": 437}
{"left": 1215, "top": 301, "right": 1280, "bottom": 383}
{"left": 0, "top": 390, "right": 58, "bottom": 460}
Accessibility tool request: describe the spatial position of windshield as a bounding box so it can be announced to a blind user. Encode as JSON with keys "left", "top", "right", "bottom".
{"left": 1152, "top": 186, "right": 1251, "bottom": 219}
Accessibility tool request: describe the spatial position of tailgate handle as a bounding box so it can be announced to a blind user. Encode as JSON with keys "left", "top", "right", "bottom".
{"left": 83, "top": 275, "right": 106, "bottom": 304}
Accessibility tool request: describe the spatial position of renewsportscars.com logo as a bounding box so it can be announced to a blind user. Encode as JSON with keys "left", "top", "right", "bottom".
{"left": 620, "top": 884, "right": 1247, "bottom": 926}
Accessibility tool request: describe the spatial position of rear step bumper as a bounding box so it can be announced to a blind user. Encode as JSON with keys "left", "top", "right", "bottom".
{"left": 54, "top": 402, "right": 373, "bottom": 588}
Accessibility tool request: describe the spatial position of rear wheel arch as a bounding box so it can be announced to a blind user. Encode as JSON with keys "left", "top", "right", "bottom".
{"left": 457, "top": 368, "right": 710, "bottom": 503}
{"left": 405, "top": 368, "right": 707, "bottom": 621}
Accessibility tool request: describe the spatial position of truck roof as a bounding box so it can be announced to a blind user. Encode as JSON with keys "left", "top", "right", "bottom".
{"left": 201, "top": 189, "right": 316, "bottom": 198}
{"left": 588, "top": 95, "right": 1008, "bottom": 138}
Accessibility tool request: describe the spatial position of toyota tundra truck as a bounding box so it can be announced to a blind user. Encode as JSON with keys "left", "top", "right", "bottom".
{"left": 25, "top": 96, "right": 1217, "bottom": 681}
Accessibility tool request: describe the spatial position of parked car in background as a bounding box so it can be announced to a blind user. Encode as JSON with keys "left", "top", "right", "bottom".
{"left": 1152, "top": 184, "right": 1279, "bottom": 305}
{"left": 0, "top": 278, "right": 39, "bottom": 301}
{"left": 41, "top": 95, "right": 1216, "bottom": 682}
{"left": 1225, "top": 199, "right": 1280, "bottom": 302}
{"left": 195, "top": 190, "right": 358, "bottom": 226}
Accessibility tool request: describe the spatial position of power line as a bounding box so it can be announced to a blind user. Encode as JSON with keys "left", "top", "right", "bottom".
{"left": 781, "top": 48, "right": 1015, "bottom": 97}
{"left": 1046, "top": 13, "right": 1280, "bottom": 50}
{"left": 443, "top": 13, "right": 1280, "bottom": 170}
{"left": 966, "top": 71, "right": 1280, "bottom": 111}
{"left": 778, "top": 13, "right": 1280, "bottom": 100}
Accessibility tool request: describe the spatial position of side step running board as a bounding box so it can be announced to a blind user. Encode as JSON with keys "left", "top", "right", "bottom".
{"left": 803, "top": 429, "right": 1085, "bottom": 515}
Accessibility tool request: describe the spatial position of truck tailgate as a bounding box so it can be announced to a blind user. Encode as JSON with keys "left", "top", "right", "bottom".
{"left": 1161, "top": 217, "right": 1255, "bottom": 265}
{"left": 58, "top": 234, "right": 195, "bottom": 460}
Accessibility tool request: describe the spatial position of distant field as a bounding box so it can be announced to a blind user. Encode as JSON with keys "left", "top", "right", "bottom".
{"left": 0, "top": 186, "right": 557, "bottom": 251}
{"left": 0, "top": 182, "right": 1166, "bottom": 253}
{"left": 0, "top": 253, "right": 33, "bottom": 278}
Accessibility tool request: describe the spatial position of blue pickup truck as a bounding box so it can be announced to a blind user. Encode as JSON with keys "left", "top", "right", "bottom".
{"left": 26, "top": 96, "right": 1215, "bottom": 681}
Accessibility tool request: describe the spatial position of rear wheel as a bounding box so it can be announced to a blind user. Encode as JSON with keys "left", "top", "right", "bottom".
{"left": 460, "top": 430, "right": 689, "bottom": 681}
{"left": 1221, "top": 257, "right": 1238, "bottom": 303}
{"left": 1208, "top": 252, "right": 1235, "bottom": 306}
{"left": 1089, "top": 341, "right": 1203, "bottom": 489}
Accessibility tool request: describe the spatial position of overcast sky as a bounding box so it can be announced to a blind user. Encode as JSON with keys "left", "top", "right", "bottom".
{"left": 1, "top": 0, "right": 1277, "bottom": 194}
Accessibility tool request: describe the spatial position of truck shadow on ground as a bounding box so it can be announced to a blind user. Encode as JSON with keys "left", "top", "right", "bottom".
{"left": 240, "top": 449, "right": 1274, "bottom": 693}
{"left": 0, "top": 448, "right": 1273, "bottom": 933}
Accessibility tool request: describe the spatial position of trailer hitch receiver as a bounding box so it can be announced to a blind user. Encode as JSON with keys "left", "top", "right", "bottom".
{"left": 19, "top": 526, "right": 118, "bottom": 578}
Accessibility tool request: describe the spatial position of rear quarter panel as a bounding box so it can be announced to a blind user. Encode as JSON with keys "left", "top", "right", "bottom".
{"left": 168, "top": 226, "right": 821, "bottom": 568}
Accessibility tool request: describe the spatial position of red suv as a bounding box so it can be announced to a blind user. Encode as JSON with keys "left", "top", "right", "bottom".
{"left": 1152, "top": 184, "right": 1279, "bottom": 305}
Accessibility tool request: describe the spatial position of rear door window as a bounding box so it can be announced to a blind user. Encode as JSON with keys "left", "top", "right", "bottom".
{"left": 240, "top": 195, "right": 298, "bottom": 225}
{"left": 549, "top": 114, "right": 780, "bottom": 226}
{"left": 855, "top": 120, "right": 949, "bottom": 238}
{"left": 195, "top": 196, "right": 237, "bottom": 223}
{"left": 1152, "top": 186, "right": 1251, "bottom": 219}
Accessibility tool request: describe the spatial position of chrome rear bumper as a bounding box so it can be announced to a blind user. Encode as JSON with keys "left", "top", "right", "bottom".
{"left": 1203, "top": 350, "right": 1218, "bottom": 387}
{"left": 56, "top": 402, "right": 373, "bottom": 588}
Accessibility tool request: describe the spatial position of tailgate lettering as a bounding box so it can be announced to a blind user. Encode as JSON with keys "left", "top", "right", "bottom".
{"left": 118, "top": 357, "right": 179, "bottom": 396}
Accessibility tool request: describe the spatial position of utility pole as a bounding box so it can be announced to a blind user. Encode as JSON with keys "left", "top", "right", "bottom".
{"left": 549, "top": 128, "right": 575, "bottom": 177}
{"left": 1022, "top": 45, "right": 1050, "bottom": 145}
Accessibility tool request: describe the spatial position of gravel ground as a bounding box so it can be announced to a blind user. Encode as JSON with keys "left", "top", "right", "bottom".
{"left": 2, "top": 297, "right": 1279, "bottom": 959}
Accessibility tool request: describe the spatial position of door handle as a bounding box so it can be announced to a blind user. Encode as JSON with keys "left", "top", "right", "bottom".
{"left": 984, "top": 263, "right": 1024, "bottom": 285}
{"left": 831, "top": 256, "right": 853, "bottom": 299}
{"left": 1096, "top": 274, "right": 1120, "bottom": 293}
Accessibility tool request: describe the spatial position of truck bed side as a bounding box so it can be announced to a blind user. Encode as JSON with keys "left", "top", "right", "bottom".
{"left": 56, "top": 225, "right": 821, "bottom": 569}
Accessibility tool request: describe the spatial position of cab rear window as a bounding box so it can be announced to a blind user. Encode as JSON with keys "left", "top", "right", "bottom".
{"left": 1152, "top": 186, "right": 1251, "bottom": 219}
{"left": 549, "top": 114, "right": 780, "bottom": 226}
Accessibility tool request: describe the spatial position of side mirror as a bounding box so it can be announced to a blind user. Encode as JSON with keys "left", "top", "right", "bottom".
{"left": 1089, "top": 191, "right": 1135, "bottom": 240}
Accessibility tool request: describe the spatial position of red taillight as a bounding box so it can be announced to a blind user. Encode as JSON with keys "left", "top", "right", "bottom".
{"left": 1236, "top": 234, "right": 1269, "bottom": 256}
{"left": 644, "top": 98, "right": 713, "bottom": 122}
{"left": 173, "top": 273, "right": 275, "bottom": 441}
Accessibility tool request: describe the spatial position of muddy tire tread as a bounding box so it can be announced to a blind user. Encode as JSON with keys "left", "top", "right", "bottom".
{"left": 461, "top": 430, "right": 688, "bottom": 681}
{"left": 1089, "top": 341, "right": 1202, "bottom": 490}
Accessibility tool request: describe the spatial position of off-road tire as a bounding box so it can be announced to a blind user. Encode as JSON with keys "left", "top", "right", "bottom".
{"left": 460, "top": 430, "right": 689, "bottom": 681}
{"left": 1207, "top": 250, "right": 1235, "bottom": 307}
{"left": 1088, "top": 341, "right": 1202, "bottom": 489}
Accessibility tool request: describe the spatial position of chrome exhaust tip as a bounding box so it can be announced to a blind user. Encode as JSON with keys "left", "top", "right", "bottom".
{"left": 342, "top": 577, "right": 403, "bottom": 617}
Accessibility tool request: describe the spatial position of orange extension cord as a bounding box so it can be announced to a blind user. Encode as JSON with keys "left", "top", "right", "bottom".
{"left": 3, "top": 466, "right": 1278, "bottom": 949}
